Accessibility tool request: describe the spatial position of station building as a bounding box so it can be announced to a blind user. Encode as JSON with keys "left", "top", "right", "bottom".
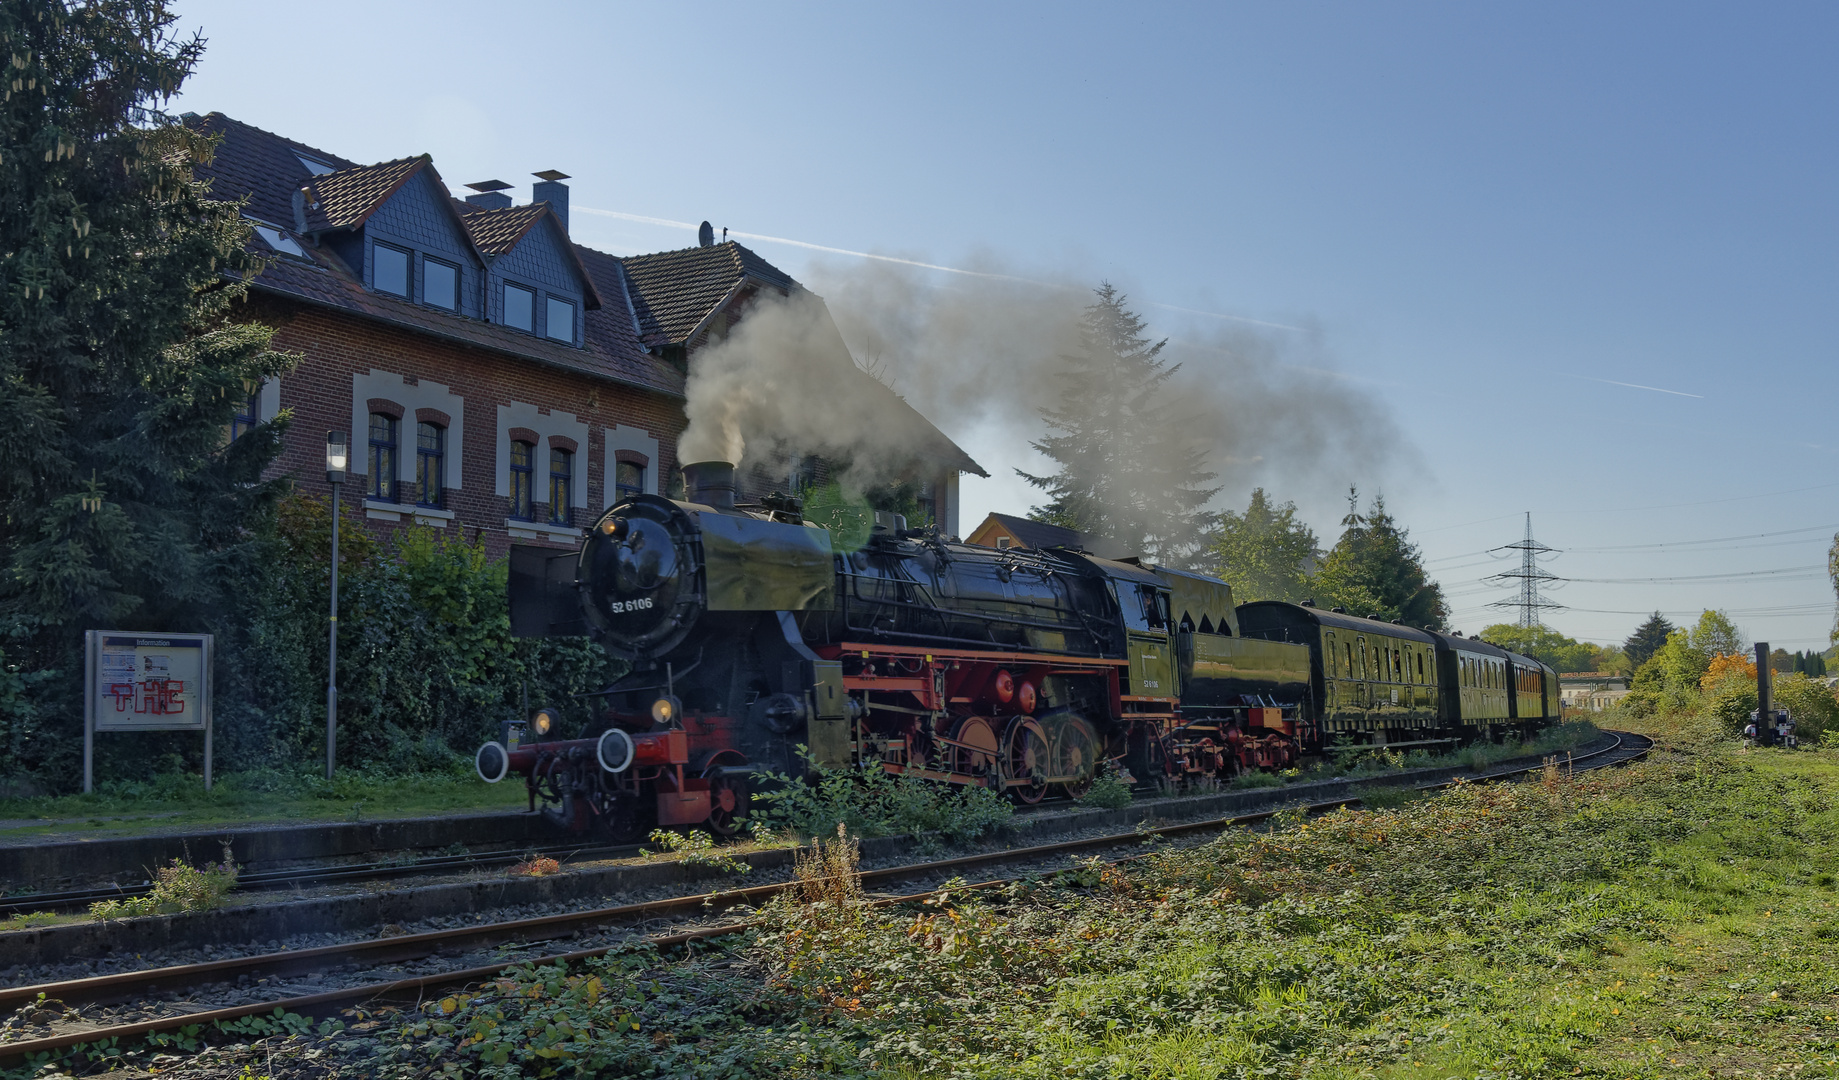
{"left": 188, "top": 113, "right": 983, "bottom": 555}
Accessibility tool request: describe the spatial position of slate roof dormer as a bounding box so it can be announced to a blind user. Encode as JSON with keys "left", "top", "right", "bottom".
{"left": 457, "top": 202, "right": 602, "bottom": 311}
{"left": 295, "top": 155, "right": 431, "bottom": 233}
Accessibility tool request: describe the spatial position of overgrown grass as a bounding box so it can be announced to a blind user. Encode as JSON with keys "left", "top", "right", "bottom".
{"left": 0, "top": 761, "right": 526, "bottom": 840}
{"left": 29, "top": 701, "right": 1839, "bottom": 1078}
{"left": 89, "top": 854, "right": 239, "bottom": 920}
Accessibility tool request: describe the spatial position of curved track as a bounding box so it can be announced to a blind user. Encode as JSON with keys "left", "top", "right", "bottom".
{"left": 0, "top": 730, "right": 1653, "bottom": 1065}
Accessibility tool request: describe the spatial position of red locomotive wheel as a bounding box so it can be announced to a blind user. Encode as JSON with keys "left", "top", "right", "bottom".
{"left": 949, "top": 714, "right": 1002, "bottom": 780}
{"left": 705, "top": 769, "right": 749, "bottom": 837}
{"left": 1001, "top": 716, "right": 1050, "bottom": 804}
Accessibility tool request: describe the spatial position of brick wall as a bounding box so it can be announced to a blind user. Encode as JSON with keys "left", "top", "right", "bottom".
{"left": 250, "top": 295, "right": 685, "bottom": 559}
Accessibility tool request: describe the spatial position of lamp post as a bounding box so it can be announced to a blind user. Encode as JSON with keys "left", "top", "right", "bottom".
{"left": 325, "top": 431, "right": 348, "bottom": 780}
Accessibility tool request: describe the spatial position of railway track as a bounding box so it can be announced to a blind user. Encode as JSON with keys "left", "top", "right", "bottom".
{"left": 0, "top": 730, "right": 1652, "bottom": 1065}
{"left": 0, "top": 790, "right": 1115, "bottom": 918}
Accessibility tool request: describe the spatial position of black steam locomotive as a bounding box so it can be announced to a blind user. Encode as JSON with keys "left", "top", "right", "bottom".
{"left": 477, "top": 461, "right": 1560, "bottom": 836}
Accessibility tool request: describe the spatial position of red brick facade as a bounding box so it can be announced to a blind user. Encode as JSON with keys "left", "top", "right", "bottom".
{"left": 251, "top": 296, "right": 686, "bottom": 558}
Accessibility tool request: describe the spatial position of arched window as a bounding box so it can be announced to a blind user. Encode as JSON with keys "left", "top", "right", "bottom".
{"left": 615, "top": 461, "right": 645, "bottom": 502}
{"left": 415, "top": 422, "right": 445, "bottom": 508}
{"left": 549, "top": 448, "right": 573, "bottom": 525}
{"left": 368, "top": 413, "right": 398, "bottom": 501}
{"left": 509, "top": 440, "right": 535, "bottom": 520}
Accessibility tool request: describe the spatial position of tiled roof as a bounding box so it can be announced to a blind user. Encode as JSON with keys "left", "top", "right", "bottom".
{"left": 301, "top": 156, "right": 429, "bottom": 232}
{"left": 621, "top": 241, "right": 798, "bottom": 346}
{"left": 977, "top": 513, "right": 1082, "bottom": 549}
{"left": 457, "top": 202, "right": 548, "bottom": 255}
{"left": 190, "top": 113, "right": 359, "bottom": 226}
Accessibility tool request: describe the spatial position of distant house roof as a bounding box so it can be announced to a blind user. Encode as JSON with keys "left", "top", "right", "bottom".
{"left": 968, "top": 512, "right": 1082, "bottom": 550}
{"left": 621, "top": 241, "right": 798, "bottom": 347}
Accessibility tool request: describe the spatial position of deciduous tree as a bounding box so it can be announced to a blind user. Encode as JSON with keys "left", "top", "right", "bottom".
{"left": 1688, "top": 609, "right": 1744, "bottom": 658}
{"left": 1206, "top": 488, "right": 1318, "bottom": 603}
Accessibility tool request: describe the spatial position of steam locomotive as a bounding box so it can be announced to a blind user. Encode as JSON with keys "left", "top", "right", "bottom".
{"left": 476, "top": 461, "right": 1561, "bottom": 837}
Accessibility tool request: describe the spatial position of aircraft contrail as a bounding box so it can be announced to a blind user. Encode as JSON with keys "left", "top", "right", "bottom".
{"left": 573, "top": 205, "right": 1304, "bottom": 331}
{"left": 1559, "top": 372, "right": 1704, "bottom": 399}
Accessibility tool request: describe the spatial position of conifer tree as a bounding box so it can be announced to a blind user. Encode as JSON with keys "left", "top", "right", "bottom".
{"left": 1019, "top": 284, "right": 1218, "bottom": 566}
{"left": 1622, "top": 612, "right": 1675, "bottom": 669}
{"left": 1310, "top": 488, "right": 1447, "bottom": 629}
{"left": 1206, "top": 487, "right": 1318, "bottom": 603}
{"left": 0, "top": 3, "right": 292, "bottom": 726}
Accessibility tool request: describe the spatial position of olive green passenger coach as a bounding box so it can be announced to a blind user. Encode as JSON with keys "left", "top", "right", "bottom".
{"left": 1424, "top": 630, "right": 1515, "bottom": 732}
{"left": 1236, "top": 602, "right": 1442, "bottom": 739}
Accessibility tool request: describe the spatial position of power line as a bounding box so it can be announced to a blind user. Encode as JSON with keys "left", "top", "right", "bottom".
{"left": 1563, "top": 565, "right": 1826, "bottom": 585}
{"left": 1564, "top": 524, "right": 1839, "bottom": 553}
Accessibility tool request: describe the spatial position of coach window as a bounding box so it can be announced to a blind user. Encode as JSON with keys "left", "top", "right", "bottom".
{"left": 1325, "top": 635, "right": 1338, "bottom": 676}
{"left": 1346, "top": 642, "right": 1356, "bottom": 679}
{"left": 549, "top": 448, "right": 573, "bottom": 525}
{"left": 509, "top": 440, "right": 535, "bottom": 520}
{"left": 374, "top": 243, "right": 410, "bottom": 298}
{"left": 415, "top": 422, "right": 445, "bottom": 508}
{"left": 615, "top": 461, "right": 645, "bottom": 502}
{"left": 1392, "top": 649, "right": 1402, "bottom": 682}
{"left": 423, "top": 258, "right": 458, "bottom": 311}
{"left": 368, "top": 413, "right": 398, "bottom": 501}
{"left": 504, "top": 283, "right": 535, "bottom": 332}
{"left": 1417, "top": 652, "right": 1426, "bottom": 682}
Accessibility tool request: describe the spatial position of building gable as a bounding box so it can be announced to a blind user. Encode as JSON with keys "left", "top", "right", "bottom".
{"left": 484, "top": 211, "right": 593, "bottom": 345}
{"left": 363, "top": 169, "right": 488, "bottom": 319}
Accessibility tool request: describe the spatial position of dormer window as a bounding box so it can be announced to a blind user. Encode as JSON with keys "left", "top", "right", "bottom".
{"left": 374, "top": 243, "right": 410, "bottom": 297}
{"left": 423, "top": 258, "right": 458, "bottom": 310}
{"left": 545, "top": 296, "right": 575, "bottom": 343}
{"left": 504, "top": 283, "right": 535, "bottom": 332}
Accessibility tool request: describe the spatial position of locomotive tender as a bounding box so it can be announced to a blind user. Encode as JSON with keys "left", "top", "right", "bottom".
{"left": 477, "top": 461, "right": 1561, "bottom": 837}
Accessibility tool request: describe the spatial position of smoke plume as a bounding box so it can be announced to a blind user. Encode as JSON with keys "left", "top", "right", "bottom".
{"left": 675, "top": 256, "right": 1409, "bottom": 536}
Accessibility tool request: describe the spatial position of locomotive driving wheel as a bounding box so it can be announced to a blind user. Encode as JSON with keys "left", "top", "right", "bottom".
{"left": 1051, "top": 715, "right": 1101, "bottom": 799}
{"left": 1001, "top": 716, "right": 1050, "bottom": 804}
{"left": 948, "top": 715, "right": 1002, "bottom": 784}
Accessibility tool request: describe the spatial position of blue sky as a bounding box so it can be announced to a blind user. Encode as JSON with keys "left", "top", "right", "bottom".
{"left": 169, "top": 1, "right": 1839, "bottom": 650}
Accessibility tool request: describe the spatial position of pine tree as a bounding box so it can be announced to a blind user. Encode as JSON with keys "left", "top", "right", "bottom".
{"left": 0, "top": 1, "right": 293, "bottom": 770}
{"left": 1018, "top": 284, "right": 1219, "bottom": 567}
{"left": 1206, "top": 488, "right": 1318, "bottom": 603}
{"left": 1623, "top": 612, "right": 1675, "bottom": 669}
{"left": 1309, "top": 489, "right": 1447, "bottom": 629}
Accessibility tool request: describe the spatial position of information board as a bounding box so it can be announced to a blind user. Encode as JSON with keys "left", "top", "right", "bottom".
{"left": 91, "top": 633, "right": 210, "bottom": 730}
{"left": 84, "top": 630, "right": 213, "bottom": 792}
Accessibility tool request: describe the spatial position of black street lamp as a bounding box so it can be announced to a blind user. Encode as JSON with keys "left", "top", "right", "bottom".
{"left": 325, "top": 431, "right": 348, "bottom": 780}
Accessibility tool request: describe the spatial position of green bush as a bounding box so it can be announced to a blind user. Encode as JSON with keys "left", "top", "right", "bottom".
{"left": 1074, "top": 765, "right": 1134, "bottom": 809}
{"left": 1773, "top": 673, "right": 1839, "bottom": 743}
{"left": 748, "top": 756, "right": 1013, "bottom": 845}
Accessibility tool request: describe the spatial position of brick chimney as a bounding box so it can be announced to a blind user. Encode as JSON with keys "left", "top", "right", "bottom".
{"left": 464, "top": 179, "right": 513, "bottom": 210}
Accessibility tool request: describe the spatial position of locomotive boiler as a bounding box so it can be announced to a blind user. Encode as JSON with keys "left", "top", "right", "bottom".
{"left": 477, "top": 460, "right": 1324, "bottom": 837}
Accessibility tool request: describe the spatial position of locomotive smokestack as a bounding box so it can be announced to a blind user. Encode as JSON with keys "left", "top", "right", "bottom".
{"left": 683, "top": 460, "right": 737, "bottom": 510}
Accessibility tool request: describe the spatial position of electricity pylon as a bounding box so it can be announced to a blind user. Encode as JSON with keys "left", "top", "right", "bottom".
{"left": 1485, "top": 513, "right": 1564, "bottom": 628}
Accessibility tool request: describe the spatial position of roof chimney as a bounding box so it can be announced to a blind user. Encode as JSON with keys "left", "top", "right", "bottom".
{"left": 465, "top": 179, "right": 513, "bottom": 210}
{"left": 532, "top": 170, "right": 570, "bottom": 232}
{"left": 698, "top": 220, "right": 714, "bottom": 247}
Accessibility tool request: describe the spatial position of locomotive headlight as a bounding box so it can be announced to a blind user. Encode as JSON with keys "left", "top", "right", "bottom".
{"left": 531, "top": 709, "right": 555, "bottom": 737}
{"left": 651, "top": 696, "right": 681, "bottom": 725}
{"left": 599, "top": 516, "right": 629, "bottom": 539}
